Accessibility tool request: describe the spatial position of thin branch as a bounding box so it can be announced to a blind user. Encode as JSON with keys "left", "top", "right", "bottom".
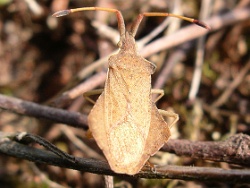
{"left": 211, "top": 59, "right": 250, "bottom": 108}
{"left": 0, "top": 94, "right": 88, "bottom": 130}
{"left": 52, "top": 71, "right": 107, "bottom": 108}
{"left": 28, "top": 163, "right": 66, "bottom": 188}
{"left": 77, "top": 56, "right": 110, "bottom": 80}
{"left": 104, "top": 175, "right": 114, "bottom": 188}
{"left": 0, "top": 133, "right": 250, "bottom": 183}
{"left": 162, "top": 133, "right": 250, "bottom": 166}
{"left": 137, "top": 17, "right": 171, "bottom": 49}
{"left": 153, "top": 42, "right": 192, "bottom": 89}
{"left": 1, "top": 94, "right": 250, "bottom": 166}
{"left": 188, "top": 0, "right": 213, "bottom": 101}
{"left": 92, "top": 20, "right": 120, "bottom": 45}
{"left": 60, "top": 124, "right": 104, "bottom": 160}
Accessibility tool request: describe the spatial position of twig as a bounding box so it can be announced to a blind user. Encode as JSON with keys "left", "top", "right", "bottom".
{"left": 1, "top": 94, "right": 250, "bottom": 166}
{"left": 153, "top": 42, "right": 192, "bottom": 89}
{"left": 77, "top": 56, "right": 110, "bottom": 80}
{"left": 60, "top": 125, "right": 104, "bottom": 160}
{"left": 188, "top": 0, "right": 213, "bottom": 101}
{"left": 29, "top": 163, "right": 66, "bottom": 188}
{"left": 25, "top": 0, "right": 43, "bottom": 16}
{"left": 152, "top": 0, "right": 184, "bottom": 91}
{"left": 162, "top": 133, "right": 250, "bottom": 166}
{"left": 0, "top": 134, "right": 250, "bottom": 183}
{"left": 52, "top": 71, "right": 107, "bottom": 107}
{"left": 0, "top": 94, "right": 88, "bottom": 130}
{"left": 14, "top": 132, "right": 76, "bottom": 163}
{"left": 137, "top": 17, "right": 171, "bottom": 50}
{"left": 211, "top": 59, "right": 250, "bottom": 108}
{"left": 92, "top": 21, "right": 120, "bottom": 45}
{"left": 104, "top": 175, "right": 114, "bottom": 188}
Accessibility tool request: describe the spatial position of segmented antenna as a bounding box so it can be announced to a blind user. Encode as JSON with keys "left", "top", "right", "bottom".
{"left": 52, "top": 7, "right": 211, "bottom": 39}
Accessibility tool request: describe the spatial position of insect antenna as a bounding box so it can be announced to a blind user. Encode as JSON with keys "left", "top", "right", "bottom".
{"left": 53, "top": 7, "right": 210, "bottom": 42}
{"left": 52, "top": 7, "right": 126, "bottom": 41}
{"left": 130, "top": 12, "right": 211, "bottom": 37}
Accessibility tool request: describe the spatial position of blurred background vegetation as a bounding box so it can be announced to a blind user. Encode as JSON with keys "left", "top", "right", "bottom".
{"left": 0, "top": 0, "right": 250, "bottom": 187}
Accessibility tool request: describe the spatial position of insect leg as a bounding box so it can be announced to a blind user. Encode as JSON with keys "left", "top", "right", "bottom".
{"left": 158, "top": 109, "right": 179, "bottom": 128}
{"left": 151, "top": 89, "right": 164, "bottom": 103}
{"left": 144, "top": 161, "right": 156, "bottom": 173}
{"left": 83, "top": 89, "right": 103, "bottom": 104}
{"left": 83, "top": 89, "right": 104, "bottom": 138}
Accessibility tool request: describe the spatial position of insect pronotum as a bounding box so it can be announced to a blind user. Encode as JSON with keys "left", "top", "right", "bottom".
{"left": 53, "top": 7, "right": 210, "bottom": 175}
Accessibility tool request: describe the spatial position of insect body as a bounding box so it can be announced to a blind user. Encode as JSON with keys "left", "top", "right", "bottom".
{"left": 53, "top": 7, "right": 210, "bottom": 175}
{"left": 88, "top": 32, "right": 166, "bottom": 174}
